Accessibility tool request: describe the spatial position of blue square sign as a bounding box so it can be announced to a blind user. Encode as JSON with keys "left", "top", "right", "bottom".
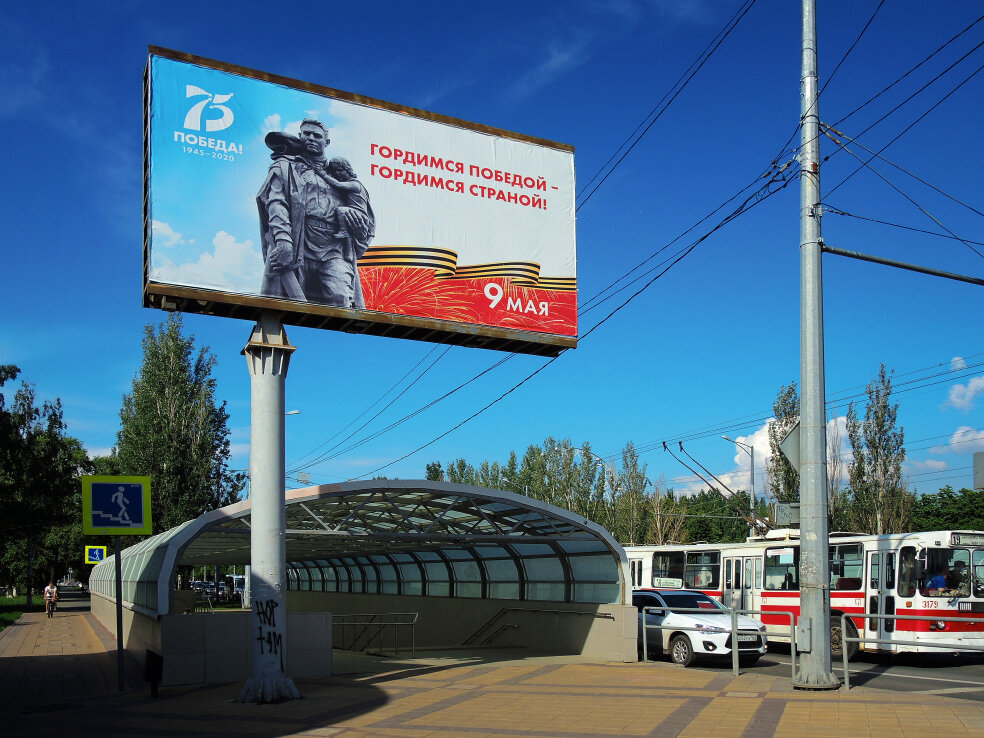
{"left": 82, "top": 476, "right": 152, "bottom": 535}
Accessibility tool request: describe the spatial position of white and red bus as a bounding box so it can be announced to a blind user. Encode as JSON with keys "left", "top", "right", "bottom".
{"left": 625, "top": 530, "right": 984, "bottom": 658}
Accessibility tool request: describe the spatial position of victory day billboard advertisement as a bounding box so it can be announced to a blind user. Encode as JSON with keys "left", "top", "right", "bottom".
{"left": 145, "top": 50, "right": 577, "bottom": 346}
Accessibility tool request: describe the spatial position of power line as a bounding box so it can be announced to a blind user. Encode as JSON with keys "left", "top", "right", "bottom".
{"left": 832, "top": 12, "right": 984, "bottom": 130}
{"left": 347, "top": 173, "right": 797, "bottom": 480}
{"left": 288, "top": 344, "right": 448, "bottom": 469}
{"left": 822, "top": 125, "right": 984, "bottom": 259}
{"left": 624, "top": 356, "right": 984, "bottom": 461}
{"left": 576, "top": 0, "right": 759, "bottom": 211}
{"left": 284, "top": 1, "right": 767, "bottom": 472}
{"left": 823, "top": 205, "right": 984, "bottom": 248}
{"left": 823, "top": 44, "right": 984, "bottom": 201}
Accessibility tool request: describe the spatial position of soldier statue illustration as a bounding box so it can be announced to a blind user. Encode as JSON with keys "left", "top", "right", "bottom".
{"left": 257, "top": 119, "right": 375, "bottom": 308}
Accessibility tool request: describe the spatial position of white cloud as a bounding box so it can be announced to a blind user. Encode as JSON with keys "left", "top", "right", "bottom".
{"left": 509, "top": 34, "right": 592, "bottom": 99}
{"left": 262, "top": 113, "right": 282, "bottom": 132}
{"left": 229, "top": 442, "right": 250, "bottom": 459}
{"left": 152, "top": 231, "right": 264, "bottom": 293}
{"left": 951, "top": 356, "right": 967, "bottom": 371}
{"left": 84, "top": 445, "right": 115, "bottom": 459}
{"left": 151, "top": 220, "right": 188, "bottom": 247}
{"left": 905, "top": 458, "right": 948, "bottom": 473}
{"left": 945, "top": 376, "right": 984, "bottom": 412}
{"left": 950, "top": 426, "right": 984, "bottom": 453}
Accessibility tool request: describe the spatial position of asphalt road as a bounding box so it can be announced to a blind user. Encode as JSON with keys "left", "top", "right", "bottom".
{"left": 683, "top": 644, "right": 984, "bottom": 701}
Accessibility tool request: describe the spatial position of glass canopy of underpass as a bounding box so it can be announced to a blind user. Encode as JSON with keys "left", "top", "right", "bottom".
{"left": 88, "top": 480, "right": 628, "bottom": 616}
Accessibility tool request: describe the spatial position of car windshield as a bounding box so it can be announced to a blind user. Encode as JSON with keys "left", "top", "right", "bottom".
{"left": 659, "top": 592, "right": 724, "bottom": 612}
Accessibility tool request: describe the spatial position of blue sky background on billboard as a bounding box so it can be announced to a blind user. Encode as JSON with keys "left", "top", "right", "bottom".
{"left": 2, "top": 1, "right": 981, "bottom": 501}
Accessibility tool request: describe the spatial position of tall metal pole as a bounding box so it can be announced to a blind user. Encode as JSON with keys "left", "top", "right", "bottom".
{"left": 794, "top": 0, "right": 839, "bottom": 689}
{"left": 749, "top": 446, "right": 755, "bottom": 534}
{"left": 237, "top": 312, "right": 300, "bottom": 703}
{"left": 114, "top": 534, "right": 124, "bottom": 692}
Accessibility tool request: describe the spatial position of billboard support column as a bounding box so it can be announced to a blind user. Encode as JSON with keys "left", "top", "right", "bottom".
{"left": 237, "top": 312, "right": 299, "bottom": 704}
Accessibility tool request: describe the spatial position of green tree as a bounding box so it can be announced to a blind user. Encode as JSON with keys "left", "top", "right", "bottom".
{"left": 424, "top": 461, "right": 444, "bottom": 481}
{"left": 0, "top": 366, "right": 88, "bottom": 601}
{"left": 912, "top": 486, "right": 984, "bottom": 532}
{"left": 115, "top": 315, "right": 245, "bottom": 533}
{"left": 845, "top": 364, "right": 913, "bottom": 534}
{"left": 766, "top": 382, "right": 800, "bottom": 502}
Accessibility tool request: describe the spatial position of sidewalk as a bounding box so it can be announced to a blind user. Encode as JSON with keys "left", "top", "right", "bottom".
{"left": 2, "top": 600, "right": 984, "bottom": 737}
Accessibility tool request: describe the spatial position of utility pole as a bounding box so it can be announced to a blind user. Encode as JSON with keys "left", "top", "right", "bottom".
{"left": 795, "top": 0, "right": 839, "bottom": 689}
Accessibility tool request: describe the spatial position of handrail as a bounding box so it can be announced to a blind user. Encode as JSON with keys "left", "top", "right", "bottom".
{"left": 332, "top": 612, "right": 419, "bottom": 658}
{"left": 840, "top": 612, "right": 984, "bottom": 690}
{"left": 481, "top": 623, "right": 519, "bottom": 646}
{"left": 463, "top": 607, "right": 615, "bottom": 646}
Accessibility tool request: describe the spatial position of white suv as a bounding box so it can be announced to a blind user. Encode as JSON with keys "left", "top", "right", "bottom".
{"left": 633, "top": 588, "right": 768, "bottom": 667}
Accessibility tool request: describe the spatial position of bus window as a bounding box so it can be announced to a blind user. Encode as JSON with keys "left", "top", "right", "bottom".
{"left": 885, "top": 553, "right": 896, "bottom": 590}
{"left": 898, "top": 547, "right": 917, "bottom": 597}
{"left": 974, "top": 551, "right": 984, "bottom": 599}
{"left": 755, "top": 557, "right": 763, "bottom": 589}
{"left": 684, "top": 551, "right": 720, "bottom": 589}
{"left": 765, "top": 547, "right": 799, "bottom": 590}
{"left": 725, "top": 559, "right": 732, "bottom": 589}
{"left": 652, "top": 551, "right": 685, "bottom": 587}
{"left": 923, "top": 549, "right": 970, "bottom": 597}
{"left": 830, "top": 544, "right": 863, "bottom": 590}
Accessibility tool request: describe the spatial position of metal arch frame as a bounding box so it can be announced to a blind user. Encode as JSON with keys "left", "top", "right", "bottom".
{"left": 101, "top": 480, "right": 628, "bottom": 617}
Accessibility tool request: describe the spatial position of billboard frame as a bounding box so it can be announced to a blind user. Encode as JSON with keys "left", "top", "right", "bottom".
{"left": 143, "top": 46, "right": 577, "bottom": 358}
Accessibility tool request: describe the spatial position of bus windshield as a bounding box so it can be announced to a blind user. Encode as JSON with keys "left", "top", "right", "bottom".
{"left": 921, "top": 548, "right": 971, "bottom": 597}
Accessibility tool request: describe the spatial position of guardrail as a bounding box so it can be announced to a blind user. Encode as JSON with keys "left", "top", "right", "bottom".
{"left": 641, "top": 606, "right": 797, "bottom": 677}
{"left": 333, "top": 612, "right": 419, "bottom": 658}
{"left": 840, "top": 612, "right": 984, "bottom": 690}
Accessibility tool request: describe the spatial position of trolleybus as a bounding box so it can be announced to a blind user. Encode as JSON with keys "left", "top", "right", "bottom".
{"left": 625, "top": 529, "right": 984, "bottom": 658}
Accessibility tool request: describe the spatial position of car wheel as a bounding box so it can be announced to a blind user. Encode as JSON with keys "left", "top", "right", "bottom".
{"left": 830, "top": 617, "right": 859, "bottom": 661}
{"left": 669, "top": 634, "right": 695, "bottom": 667}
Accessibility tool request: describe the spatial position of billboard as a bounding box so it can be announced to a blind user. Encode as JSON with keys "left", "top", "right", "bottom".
{"left": 144, "top": 48, "right": 577, "bottom": 356}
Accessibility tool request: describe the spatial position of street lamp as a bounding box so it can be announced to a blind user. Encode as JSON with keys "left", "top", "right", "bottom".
{"left": 722, "top": 435, "right": 756, "bottom": 538}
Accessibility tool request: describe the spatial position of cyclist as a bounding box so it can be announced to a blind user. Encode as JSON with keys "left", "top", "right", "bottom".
{"left": 43, "top": 581, "right": 58, "bottom": 618}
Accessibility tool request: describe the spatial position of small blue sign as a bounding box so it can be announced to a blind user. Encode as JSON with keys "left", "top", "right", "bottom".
{"left": 85, "top": 546, "right": 108, "bottom": 564}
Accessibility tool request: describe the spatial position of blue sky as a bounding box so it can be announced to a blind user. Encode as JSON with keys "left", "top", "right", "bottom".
{"left": 2, "top": 0, "right": 982, "bottom": 500}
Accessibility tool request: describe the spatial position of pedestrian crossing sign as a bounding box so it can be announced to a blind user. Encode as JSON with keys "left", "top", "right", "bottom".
{"left": 82, "top": 476, "right": 153, "bottom": 535}
{"left": 85, "top": 545, "right": 108, "bottom": 564}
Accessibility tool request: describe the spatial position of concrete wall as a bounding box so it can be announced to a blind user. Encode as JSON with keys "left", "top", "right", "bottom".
{"left": 91, "top": 593, "right": 332, "bottom": 685}
{"left": 287, "top": 591, "right": 637, "bottom": 663}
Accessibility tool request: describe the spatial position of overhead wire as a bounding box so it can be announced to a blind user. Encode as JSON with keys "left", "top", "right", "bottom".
{"left": 282, "top": 10, "right": 984, "bottom": 483}
{"left": 576, "top": 0, "right": 758, "bottom": 200}
{"left": 772, "top": 0, "right": 889, "bottom": 165}
{"left": 621, "top": 356, "right": 984, "bottom": 461}
{"left": 823, "top": 205, "right": 984, "bottom": 248}
{"left": 575, "top": 0, "right": 759, "bottom": 211}
{"left": 823, "top": 44, "right": 984, "bottom": 201}
{"left": 351, "top": 172, "right": 797, "bottom": 480}
{"left": 288, "top": 345, "right": 454, "bottom": 473}
{"left": 286, "top": 2, "right": 771, "bottom": 478}
{"left": 285, "top": 1, "right": 767, "bottom": 475}
{"left": 821, "top": 124, "right": 984, "bottom": 258}
{"left": 288, "top": 343, "right": 447, "bottom": 468}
